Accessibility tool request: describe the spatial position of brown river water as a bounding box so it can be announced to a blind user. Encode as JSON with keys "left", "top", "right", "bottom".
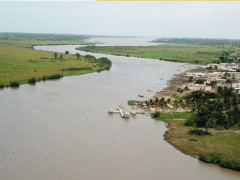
{"left": 0, "top": 38, "right": 239, "bottom": 179}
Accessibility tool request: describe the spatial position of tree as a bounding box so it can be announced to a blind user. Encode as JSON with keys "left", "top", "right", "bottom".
{"left": 75, "top": 53, "right": 80, "bottom": 60}
{"left": 226, "top": 79, "right": 232, "bottom": 84}
{"left": 54, "top": 52, "right": 58, "bottom": 59}
{"left": 184, "top": 86, "right": 189, "bottom": 91}
{"left": 188, "top": 76, "right": 194, "bottom": 82}
{"left": 210, "top": 81, "right": 217, "bottom": 87}
{"left": 195, "top": 79, "right": 206, "bottom": 84}
{"left": 65, "top": 51, "right": 69, "bottom": 54}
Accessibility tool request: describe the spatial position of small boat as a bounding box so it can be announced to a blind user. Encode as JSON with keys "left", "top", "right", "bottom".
{"left": 138, "top": 95, "right": 144, "bottom": 98}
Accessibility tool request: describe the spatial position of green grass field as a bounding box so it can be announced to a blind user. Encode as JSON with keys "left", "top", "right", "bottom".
{"left": 152, "top": 112, "right": 240, "bottom": 170}
{"left": 78, "top": 44, "right": 226, "bottom": 64}
{"left": 127, "top": 100, "right": 142, "bottom": 105}
{"left": 0, "top": 46, "right": 106, "bottom": 85}
{"left": 0, "top": 39, "right": 91, "bottom": 47}
{"left": 164, "top": 120, "right": 240, "bottom": 162}
{"left": 152, "top": 112, "right": 193, "bottom": 120}
{"left": 0, "top": 35, "right": 113, "bottom": 86}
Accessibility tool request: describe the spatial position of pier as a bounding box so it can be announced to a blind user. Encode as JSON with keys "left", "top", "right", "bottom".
{"left": 108, "top": 106, "right": 134, "bottom": 118}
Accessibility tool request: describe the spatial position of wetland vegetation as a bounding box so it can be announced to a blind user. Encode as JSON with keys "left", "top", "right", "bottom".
{"left": 77, "top": 38, "right": 240, "bottom": 65}
{"left": 0, "top": 33, "right": 112, "bottom": 87}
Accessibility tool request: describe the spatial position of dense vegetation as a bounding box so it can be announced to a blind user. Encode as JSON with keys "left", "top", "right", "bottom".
{"left": 153, "top": 38, "right": 240, "bottom": 46}
{"left": 151, "top": 87, "right": 240, "bottom": 129}
{"left": 199, "top": 153, "right": 240, "bottom": 171}
{"left": 184, "top": 88, "right": 240, "bottom": 129}
{"left": 151, "top": 87, "right": 240, "bottom": 171}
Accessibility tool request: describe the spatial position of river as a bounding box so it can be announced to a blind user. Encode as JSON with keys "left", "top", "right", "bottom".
{"left": 0, "top": 37, "right": 239, "bottom": 179}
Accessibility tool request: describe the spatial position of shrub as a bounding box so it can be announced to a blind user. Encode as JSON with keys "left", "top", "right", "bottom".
{"left": 42, "top": 75, "right": 47, "bottom": 81}
{"left": 189, "top": 129, "right": 212, "bottom": 136}
{"left": 199, "top": 154, "right": 212, "bottom": 163}
{"left": 28, "top": 78, "right": 36, "bottom": 84}
{"left": 46, "top": 74, "right": 63, "bottom": 80}
{"left": 10, "top": 81, "right": 20, "bottom": 87}
{"left": 0, "top": 84, "right": 4, "bottom": 88}
{"left": 184, "top": 119, "right": 194, "bottom": 126}
{"left": 153, "top": 112, "right": 160, "bottom": 118}
{"left": 199, "top": 153, "right": 240, "bottom": 171}
{"left": 195, "top": 79, "right": 206, "bottom": 84}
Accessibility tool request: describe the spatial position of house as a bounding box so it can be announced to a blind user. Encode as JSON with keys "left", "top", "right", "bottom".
{"left": 188, "top": 84, "right": 211, "bottom": 91}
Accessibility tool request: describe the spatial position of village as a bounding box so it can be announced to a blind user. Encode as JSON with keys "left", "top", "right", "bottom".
{"left": 142, "top": 62, "right": 240, "bottom": 112}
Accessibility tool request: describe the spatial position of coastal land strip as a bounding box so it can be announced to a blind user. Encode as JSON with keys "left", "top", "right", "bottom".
{"left": 135, "top": 65, "right": 240, "bottom": 172}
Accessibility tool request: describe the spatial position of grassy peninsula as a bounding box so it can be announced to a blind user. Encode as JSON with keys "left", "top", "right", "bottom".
{"left": 0, "top": 33, "right": 111, "bottom": 87}
{"left": 155, "top": 118, "right": 240, "bottom": 171}
{"left": 77, "top": 38, "right": 240, "bottom": 65}
{"left": 148, "top": 87, "right": 240, "bottom": 171}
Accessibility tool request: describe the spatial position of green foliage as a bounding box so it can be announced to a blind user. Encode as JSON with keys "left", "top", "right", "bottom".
{"left": 184, "top": 86, "right": 189, "bottom": 91}
{"left": 195, "top": 78, "right": 206, "bottom": 84}
{"left": 62, "top": 67, "right": 92, "bottom": 71}
{"left": 183, "top": 88, "right": 240, "bottom": 128}
{"left": 177, "top": 88, "right": 183, "bottom": 93}
{"left": 153, "top": 38, "right": 240, "bottom": 46}
{"left": 153, "top": 112, "right": 193, "bottom": 121}
{"left": 98, "top": 57, "right": 112, "bottom": 70}
{"left": 128, "top": 100, "right": 141, "bottom": 106}
{"left": 65, "top": 51, "right": 69, "bottom": 54}
{"left": 210, "top": 81, "right": 217, "bottom": 87}
{"left": 199, "top": 153, "right": 240, "bottom": 171}
{"left": 10, "top": 81, "right": 20, "bottom": 87}
{"left": 54, "top": 52, "right": 58, "bottom": 59}
{"left": 189, "top": 129, "right": 212, "bottom": 136}
{"left": 42, "top": 75, "right": 47, "bottom": 81}
{"left": 226, "top": 79, "right": 232, "bottom": 84}
{"left": 0, "top": 84, "right": 4, "bottom": 88}
{"left": 45, "top": 74, "right": 63, "bottom": 80}
{"left": 172, "top": 78, "right": 180, "bottom": 82}
{"left": 28, "top": 78, "right": 36, "bottom": 84}
{"left": 153, "top": 112, "right": 160, "bottom": 118}
{"left": 184, "top": 119, "right": 194, "bottom": 126}
{"left": 75, "top": 53, "right": 81, "bottom": 60}
{"left": 41, "top": 74, "right": 63, "bottom": 81}
{"left": 0, "top": 32, "right": 88, "bottom": 42}
{"left": 0, "top": 44, "right": 112, "bottom": 86}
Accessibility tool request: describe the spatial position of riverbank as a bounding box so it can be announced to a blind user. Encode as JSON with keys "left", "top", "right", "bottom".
{"left": 77, "top": 44, "right": 226, "bottom": 64}
{"left": 147, "top": 67, "right": 240, "bottom": 172}
{"left": 0, "top": 38, "right": 111, "bottom": 87}
{"left": 163, "top": 120, "right": 240, "bottom": 171}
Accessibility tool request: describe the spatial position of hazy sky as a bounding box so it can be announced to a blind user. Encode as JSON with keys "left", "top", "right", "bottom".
{"left": 0, "top": 1, "right": 240, "bottom": 39}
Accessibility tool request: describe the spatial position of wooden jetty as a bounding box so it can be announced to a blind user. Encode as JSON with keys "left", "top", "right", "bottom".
{"left": 108, "top": 106, "right": 131, "bottom": 118}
